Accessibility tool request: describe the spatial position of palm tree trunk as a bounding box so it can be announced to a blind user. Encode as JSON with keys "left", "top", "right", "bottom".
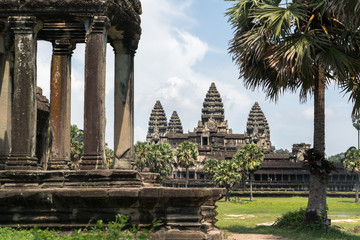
{"left": 250, "top": 172, "right": 254, "bottom": 202}
{"left": 356, "top": 173, "right": 359, "bottom": 204}
{"left": 226, "top": 187, "right": 230, "bottom": 202}
{"left": 304, "top": 64, "right": 327, "bottom": 225}
{"left": 185, "top": 168, "right": 189, "bottom": 188}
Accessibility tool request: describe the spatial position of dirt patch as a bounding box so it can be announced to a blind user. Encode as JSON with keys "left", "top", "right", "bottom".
{"left": 257, "top": 222, "right": 275, "bottom": 226}
{"left": 332, "top": 219, "right": 360, "bottom": 223}
{"left": 227, "top": 233, "right": 289, "bottom": 240}
{"left": 224, "top": 214, "right": 256, "bottom": 220}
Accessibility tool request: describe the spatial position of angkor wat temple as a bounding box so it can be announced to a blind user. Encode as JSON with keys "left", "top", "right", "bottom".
{"left": 146, "top": 83, "right": 358, "bottom": 192}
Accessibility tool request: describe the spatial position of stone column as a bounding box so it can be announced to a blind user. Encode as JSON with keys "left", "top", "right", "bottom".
{"left": 48, "top": 39, "right": 74, "bottom": 170}
{"left": 6, "top": 16, "right": 41, "bottom": 170}
{"left": 80, "top": 16, "right": 109, "bottom": 170}
{"left": 111, "top": 39, "right": 135, "bottom": 169}
{"left": 0, "top": 22, "right": 11, "bottom": 169}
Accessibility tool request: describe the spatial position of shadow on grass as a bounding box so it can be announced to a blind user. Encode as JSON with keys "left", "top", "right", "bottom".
{"left": 222, "top": 225, "right": 360, "bottom": 240}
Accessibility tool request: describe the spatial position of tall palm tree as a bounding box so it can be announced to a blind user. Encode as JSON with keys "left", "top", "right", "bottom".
{"left": 233, "top": 144, "right": 264, "bottom": 202}
{"left": 176, "top": 141, "right": 198, "bottom": 188}
{"left": 344, "top": 147, "right": 360, "bottom": 204}
{"left": 204, "top": 158, "right": 219, "bottom": 181}
{"left": 226, "top": 0, "right": 360, "bottom": 224}
{"left": 214, "top": 160, "right": 241, "bottom": 202}
{"left": 147, "top": 143, "right": 173, "bottom": 180}
{"left": 134, "top": 141, "right": 149, "bottom": 172}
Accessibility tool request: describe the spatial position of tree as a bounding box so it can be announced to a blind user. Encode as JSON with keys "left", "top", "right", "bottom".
{"left": 203, "top": 158, "right": 219, "bottom": 180}
{"left": 176, "top": 141, "right": 198, "bottom": 188}
{"left": 344, "top": 147, "right": 360, "bottom": 203}
{"left": 70, "top": 124, "right": 114, "bottom": 169}
{"left": 352, "top": 114, "right": 360, "bottom": 150}
{"left": 327, "top": 152, "right": 345, "bottom": 163}
{"left": 147, "top": 143, "right": 173, "bottom": 179}
{"left": 274, "top": 148, "right": 290, "bottom": 154}
{"left": 214, "top": 160, "right": 241, "bottom": 202}
{"left": 105, "top": 143, "right": 114, "bottom": 167}
{"left": 133, "top": 142, "right": 149, "bottom": 172}
{"left": 233, "top": 144, "right": 264, "bottom": 202}
{"left": 70, "top": 125, "right": 83, "bottom": 169}
{"left": 226, "top": 0, "right": 360, "bottom": 224}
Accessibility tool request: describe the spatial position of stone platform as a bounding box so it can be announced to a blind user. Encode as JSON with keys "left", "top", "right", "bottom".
{"left": 0, "top": 170, "right": 225, "bottom": 239}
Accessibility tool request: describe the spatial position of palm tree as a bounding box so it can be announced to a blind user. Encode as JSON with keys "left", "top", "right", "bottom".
{"left": 203, "top": 158, "right": 219, "bottom": 181}
{"left": 176, "top": 141, "right": 198, "bottom": 188}
{"left": 70, "top": 124, "right": 83, "bottom": 169}
{"left": 226, "top": 0, "right": 360, "bottom": 224}
{"left": 344, "top": 147, "right": 360, "bottom": 203}
{"left": 214, "top": 160, "right": 241, "bottom": 202}
{"left": 147, "top": 143, "right": 173, "bottom": 180}
{"left": 233, "top": 144, "right": 264, "bottom": 202}
{"left": 133, "top": 141, "right": 149, "bottom": 172}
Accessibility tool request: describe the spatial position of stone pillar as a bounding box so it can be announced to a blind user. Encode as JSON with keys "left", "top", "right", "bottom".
{"left": 80, "top": 16, "right": 109, "bottom": 170}
{"left": 48, "top": 39, "right": 74, "bottom": 170}
{"left": 6, "top": 16, "right": 41, "bottom": 170}
{"left": 111, "top": 39, "right": 135, "bottom": 169}
{"left": 0, "top": 22, "right": 11, "bottom": 169}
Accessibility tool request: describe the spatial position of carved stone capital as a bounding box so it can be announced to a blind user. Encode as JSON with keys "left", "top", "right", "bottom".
{"left": 111, "top": 38, "right": 137, "bottom": 55}
{"left": 52, "top": 39, "right": 75, "bottom": 55}
{"left": 8, "top": 16, "right": 41, "bottom": 34}
{"left": 89, "top": 16, "right": 110, "bottom": 34}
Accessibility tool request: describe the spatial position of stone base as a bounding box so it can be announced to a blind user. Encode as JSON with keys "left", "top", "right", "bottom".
{"left": 80, "top": 154, "right": 106, "bottom": 170}
{"left": 112, "top": 157, "right": 133, "bottom": 170}
{"left": 5, "top": 155, "right": 38, "bottom": 170}
{"left": 47, "top": 158, "right": 69, "bottom": 170}
{"left": 0, "top": 170, "right": 225, "bottom": 239}
{"left": 0, "top": 155, "right": 7, "bottom": 170}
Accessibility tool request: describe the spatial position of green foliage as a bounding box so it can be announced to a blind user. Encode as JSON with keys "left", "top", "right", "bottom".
{"left": 353, "top": 114, "right": 360, "bottom": 131}
{"left": 274, "top": 148, "right": 290, "bottom": 154}
{"left": 147, "top": 143, "right": 173, "bottom": 179}
{"left": 133, "top": 141, "right": 149, "bottom": 171}
{"left": 226, "top": 0, "right": 360, "bottom": 109}
{"left": 70, "top": 124, "right": 114, "bottom": 169}
{"left": 203, "top": 158, "right": 219, "bottom": 180}
{"left": 274, "top": 208, "right": 306, "bottom": 229}
{"left": 233, "top": 144, "right": 264, "bottom": 173}
{"left": 327, "top": 152, "right": 345, "bottom": 163}
{"left": 0, "top": 214, "right": 156, "bottom": 240}
{"left": 70, "top": 125, "right": 83, "bottom": 169}
{"left": 105, "top": 143, "right": 114, "bottom": 167}
{"left": 176, "top": 141, "right": 198, "bottom": 170}
{"left": 214, "top": 160, "right": 241, "bottom": 201}
{"left": 344, "top": 148, "right": 360, "bottom": 173}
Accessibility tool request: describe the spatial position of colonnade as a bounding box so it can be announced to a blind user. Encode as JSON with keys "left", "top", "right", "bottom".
{"left": 0, "top": 15, "right": 137, "bottom": 170}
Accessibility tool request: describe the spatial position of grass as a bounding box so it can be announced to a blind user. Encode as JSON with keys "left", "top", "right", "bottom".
{"left": 216, "top": 196, "right": 360, "bottom": 239}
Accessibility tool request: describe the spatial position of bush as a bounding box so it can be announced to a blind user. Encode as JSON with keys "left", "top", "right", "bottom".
{"left": 274, "top": 208, "right": 306, "bottom": 229}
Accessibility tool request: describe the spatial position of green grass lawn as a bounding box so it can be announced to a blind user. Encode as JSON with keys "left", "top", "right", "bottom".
{"left": 216, "top": 196, "right": 360, "bottom": 239}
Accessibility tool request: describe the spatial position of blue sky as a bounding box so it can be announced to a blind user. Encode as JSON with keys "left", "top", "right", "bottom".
{"left": 37, "top": 0, "right": 357, "bottom": 156}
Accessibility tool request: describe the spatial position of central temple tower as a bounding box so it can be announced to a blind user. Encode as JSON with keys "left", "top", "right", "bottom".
{"left": 195, "top": 82, "right": 231, "bottom": 134}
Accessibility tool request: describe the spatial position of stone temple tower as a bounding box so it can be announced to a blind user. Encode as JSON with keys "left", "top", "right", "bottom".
{"left": 146, "top": 100, "right": 168, "bottom": 144}
{"left": 195, "top": 82, "right": 231, "bottom": 134}
{"left": 245, "top": 102, "right": 271, "bottom": 150}
{"left": 168, "top": 111, "right": 183, "bottom": 134}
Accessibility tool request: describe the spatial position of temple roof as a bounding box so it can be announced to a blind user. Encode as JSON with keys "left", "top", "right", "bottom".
{"left": 168, "top": 111, "right": 183, "bottom": 134}
{"left": 0, "top": 0, "right": 142, "bottom": 45}
{"left": 201, "top": 82, "right": 225, "bottom": 124}
{"left": 147, "top": 100, "right": 167, "bottom": 139}
{"left": 246, "top": 102, "right": 270, "bottom": 136}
